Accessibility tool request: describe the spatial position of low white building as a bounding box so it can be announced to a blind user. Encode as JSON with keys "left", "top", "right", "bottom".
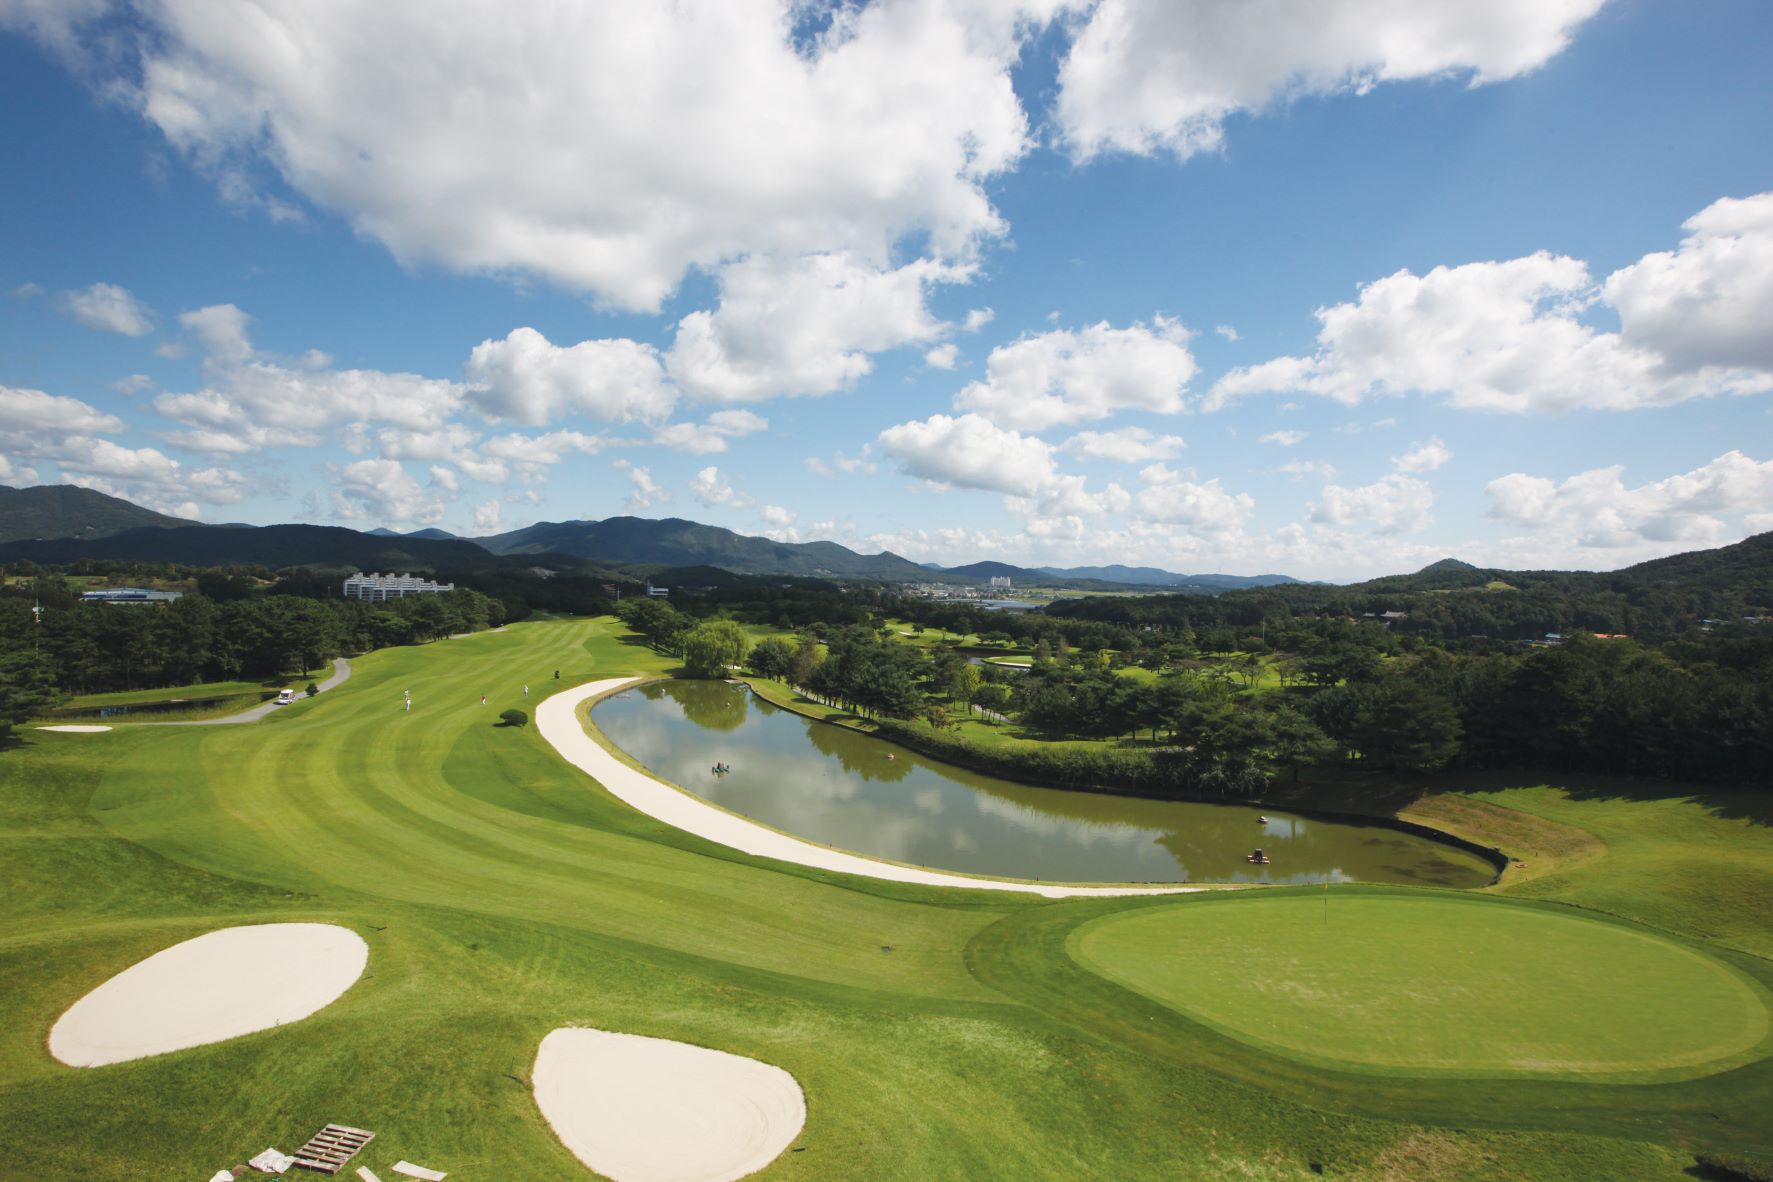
{"left": 342, "top": 571, "right": 455, "bottom": 602}
{"left": 81, "top": 587, "right": 183, "bottom": 605}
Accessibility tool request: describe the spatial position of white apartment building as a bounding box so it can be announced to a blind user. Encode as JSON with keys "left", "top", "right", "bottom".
{"left": 341, "top": 571, "right": 455, "bottom": 602}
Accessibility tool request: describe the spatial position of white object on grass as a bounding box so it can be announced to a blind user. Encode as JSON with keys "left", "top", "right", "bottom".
{"left": 392, "top": 1163, "right": 447, "bottom": 1181}
{"left": 249, "top": 1146, "right": 296, "bottom": 1172}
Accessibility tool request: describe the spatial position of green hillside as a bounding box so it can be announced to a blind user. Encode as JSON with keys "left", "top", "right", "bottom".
{"left": 481, "top": 515, "right": 939, "bottom": 580}
{"left": 0, "top": 484, "right": 193, "bottom": 544}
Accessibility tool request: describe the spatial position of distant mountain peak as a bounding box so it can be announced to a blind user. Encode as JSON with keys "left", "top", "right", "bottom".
{"left": 479, "top": 515, "right": 936, "bottom": 580}
{"left": 1417, "top": 558, "right": 1477, "bottom": 574}
{"left": 0, "top": 483, "right": 194, "bottom": 545}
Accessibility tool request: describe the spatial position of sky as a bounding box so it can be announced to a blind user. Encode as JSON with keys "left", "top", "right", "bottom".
{"left": 1, "top": 0, "right": 1770, "bottom": 581}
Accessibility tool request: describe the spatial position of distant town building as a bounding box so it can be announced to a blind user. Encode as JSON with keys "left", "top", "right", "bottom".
{"left": 341, "top": 572, "right": 455, "bottom": 602}
{"left": 81, "top": 587, "right": 182, "bottom": 605}
{"left": 644, "top": 581, "right": 670, "bottom": 599}
{"left": 989, "top": 575, "right": 1013, "bottom": 589}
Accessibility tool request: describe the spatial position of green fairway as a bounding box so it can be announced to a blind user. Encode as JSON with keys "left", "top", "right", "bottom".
{"left": 1, "top": 616, "right": 1769, "bottom": 1180}
{"left": 1070, "top": 892, "right": 1773, "bottom": 1081}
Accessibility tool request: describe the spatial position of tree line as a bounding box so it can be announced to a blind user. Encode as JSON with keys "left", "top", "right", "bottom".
{"left": 621, "top": 586, "right": 1773, "bottom": 794}
{"left": 0, "top": 569, "right": 505, "bottom": 743}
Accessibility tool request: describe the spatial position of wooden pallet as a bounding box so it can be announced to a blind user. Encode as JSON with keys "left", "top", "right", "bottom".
{"left": 292, "top": 1124, "right": 376, "bottom": 1174}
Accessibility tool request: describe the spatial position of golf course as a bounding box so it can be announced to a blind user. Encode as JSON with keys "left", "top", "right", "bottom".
{"left": 3, "top": 615, "right": 1770, "bottom": 1179}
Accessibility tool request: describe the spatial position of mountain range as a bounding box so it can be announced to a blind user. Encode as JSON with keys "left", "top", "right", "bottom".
{"left": 6, "top": 483, "right": 1765, "bottom": 600}
{"left": 0, "top": 487, "right": 1297, "bottom": 590}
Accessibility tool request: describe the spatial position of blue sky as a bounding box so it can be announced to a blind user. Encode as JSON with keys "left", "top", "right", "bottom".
{"left": 1, "top": 0, "right": 1769, "bottom": 579}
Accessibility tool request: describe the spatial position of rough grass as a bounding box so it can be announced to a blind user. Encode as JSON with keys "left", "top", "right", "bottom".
{"left": 1400, "top": 793, "right": 1607, "bottom": 888}
{"left": 0, "top": 617, "right": 1764, "bottom": 1179}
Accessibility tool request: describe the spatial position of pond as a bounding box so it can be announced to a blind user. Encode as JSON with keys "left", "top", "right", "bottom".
{"left": 591, "top": 681, "right": 1497, "bottom": 888}
{"left": 45, "top": 693, "right": 268, "bottom": 720}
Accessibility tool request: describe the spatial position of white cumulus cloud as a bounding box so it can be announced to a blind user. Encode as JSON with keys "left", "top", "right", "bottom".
{"left": 953, "top": 316, "right": 1196, "bottom": 431}
{"left": 1486, "top": 450, "right": 1773, "bottom": 548}
{"left": 1131, "top": 463, "right": 1254, "bottom": 535}
{"left": 331, "top": 458, "right": 444, "bottom": 526}
{"left": 0, "top": 385, "right": 124, "bottom": 435}
{"left": 1602, "top": 191, "right": 1773, "bottom": 374}
{"left": 1310, "top": 473, "right": 1433, "bottom": 534}
{"left": 464, "top": 327, "right": 672, "bottom": 427}
{"left": 652, "top": 409, "right": 770, "bottom": 456}
{"left": 877, "top": 412, "right": 1058, "bottom": 495}
{"left": 1056, "top": 0, "right": 1606, "bottom": 160}
{"left": 667, "top": 253, "right": 963, "bottom": 400}
{"left": 689, "top": 465, "right": 752, "bottom": 509}
{"left": 1210, "top": 193, "right": 1773, "bottom": 414}
{"left": 155, "top": 305, "right": 462, "bottom": 454}
{"left": 615, "top": 462, "right": 669, "bottom": 512}
{"left": 1060, "top": 427, "right": 1186, "bottom": 463}
{"left": 1392, "top": 438, "right": 1452, "bottom": 472}
{"left": 88, "top": 0, "right": 1048, "bottom": 311}
{"left": 60, "top": 282, "right": 154, "bottom": 336}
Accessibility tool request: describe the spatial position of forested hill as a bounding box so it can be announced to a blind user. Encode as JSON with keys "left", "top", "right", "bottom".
{"left": 1040, "top": 564, "right": 1303, "bottom": 591}
{"left": 480, "top": 515, "right": 936, "bottom": 580}
{"left": 0, "top": 484, "right": 192, "bottom": 543}
{"left": 1348, "top": 535, "right": 1773, "bottom": 601}
{"left": 0, "top": 523, "right": 502, "bottom": 573}
{"left": 1041, "top": 531, "right": 1773, "bottom": 642}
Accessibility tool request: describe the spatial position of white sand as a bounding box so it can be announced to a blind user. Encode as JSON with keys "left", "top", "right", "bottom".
{"left": 538, "top": 678, "right": 1204, "bottom": 898}
{"left": 48, "top": 923, "right": 368, "bottom": 1067}
{"left": 533, "top": 1028, "right": 805, "bottom": 1182}
{"left": 36, "top": 724, "right": 112, "bottom": 733}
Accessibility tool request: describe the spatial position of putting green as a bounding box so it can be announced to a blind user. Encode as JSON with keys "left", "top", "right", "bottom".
{"left": 1070, "top": 892, "right": 1773, "bottom": 1082}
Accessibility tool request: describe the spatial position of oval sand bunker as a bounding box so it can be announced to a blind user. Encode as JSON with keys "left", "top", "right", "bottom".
{"left": 36, "top": 724, "right": 112, "bottom": 733}
{"left": 534, "top": 1028, "right": 805, "bottom": 1182}
{"left": 50, "top": 923, "right": 368, "bottom": 1067}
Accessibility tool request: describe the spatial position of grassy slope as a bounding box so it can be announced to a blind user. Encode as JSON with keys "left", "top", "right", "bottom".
{"left": 61, "top": 681, "right": 272, "bottom": 708}
{"left": 0, "top": 617, "right": 1764, "bottom": 1179}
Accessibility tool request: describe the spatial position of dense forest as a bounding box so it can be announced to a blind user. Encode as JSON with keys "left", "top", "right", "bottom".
{"left": 0, "top": 562, "right": 511, "bottom": 743}
{"left": 7, "top": 531, "right": 1771, "bottom": 796}
{"left": 621, "top": 545, "right": 1773, "bottom": 793}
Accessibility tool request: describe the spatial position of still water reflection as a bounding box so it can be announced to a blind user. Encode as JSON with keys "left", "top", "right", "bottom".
{"left": 592, "top": 680, "right": 1495, "bottom": 887}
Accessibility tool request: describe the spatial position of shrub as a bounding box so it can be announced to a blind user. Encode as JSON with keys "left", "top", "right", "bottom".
{"left": 1696, "top": 1154, "right": 1773, "bottom": 1182}
{"left": 305, "top": 682, "right": 319, "bottom": 697}
{"left": 499, "top": 708, "right": 528, "bottom": 728}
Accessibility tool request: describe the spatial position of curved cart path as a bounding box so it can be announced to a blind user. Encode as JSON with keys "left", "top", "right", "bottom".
{"left": 539, "top": 677, "right": 1210, "bottom": 900}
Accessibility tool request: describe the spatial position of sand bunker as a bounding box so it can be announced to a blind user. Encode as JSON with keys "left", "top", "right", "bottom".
{"left": 49, "top": 923, "right": 368, "bottom": 1067}
{"left": 539, "top": 678, "right": 1203, "bottom": 898}
{"left": 36, "top": 724, "right": 112, "bottom": 733}
{"left": 534, "top": 1028, "right": 805, "bottom": 1182}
